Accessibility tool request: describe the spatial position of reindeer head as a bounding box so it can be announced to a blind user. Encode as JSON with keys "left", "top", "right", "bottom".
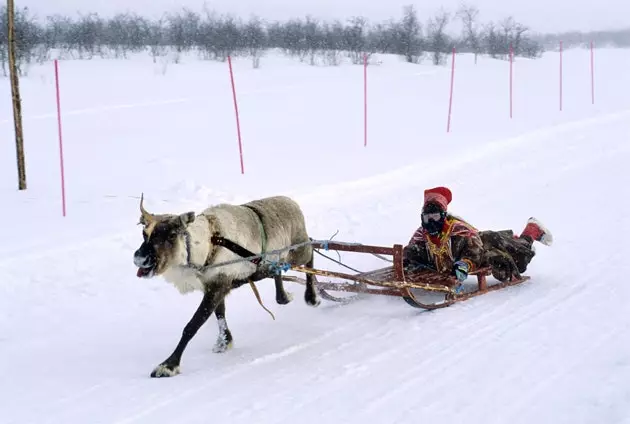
{"left": 133, "top": 193, "right": 196, "bottom": 278}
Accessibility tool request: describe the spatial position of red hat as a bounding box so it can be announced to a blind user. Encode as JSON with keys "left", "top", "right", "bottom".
{"left": 423, "top": 186, "right": 452, "bottom": 210}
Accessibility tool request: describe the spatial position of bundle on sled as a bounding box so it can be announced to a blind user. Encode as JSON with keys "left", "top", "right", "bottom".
{"left": 284, "top": 186, "right": 553, "bottom": 310}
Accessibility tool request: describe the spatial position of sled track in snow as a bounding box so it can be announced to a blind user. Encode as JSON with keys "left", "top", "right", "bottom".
{"left": 291, "top": 107, "right": 630, "bottom": 206}
{"left": 0, "top": 85, "right": 305, "bottom": 127}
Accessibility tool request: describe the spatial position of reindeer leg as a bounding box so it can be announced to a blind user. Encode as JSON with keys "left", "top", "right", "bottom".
{"left": 212, "top": 299, "right": 233, "bottom": 353}
{"left": 150, "top": 284, "right": 229, "bottom": 378}
{"left": 304, "top": 251, "right": 320, "bottom": 307}
{"left": 274, "top": 274, "right": 293, "bottom": 305}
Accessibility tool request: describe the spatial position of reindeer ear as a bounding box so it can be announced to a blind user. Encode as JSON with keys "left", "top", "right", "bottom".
{"left": 179, "top": 211, "right": 196, "bottom": 226}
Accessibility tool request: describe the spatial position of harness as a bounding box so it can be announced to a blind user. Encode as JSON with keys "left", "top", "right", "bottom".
{"left": 208, "top": 235, "right": 291, "bottom": 275}
{"left": 246, "top": 205, "right": 268, "bottom": 255}
{"left": 183, "top": 205, "right": 269, "bottom": 270}
{"left": 211, "top": 204, "right": 270, "bottom": 264}
{"left": 182, "top": 206, "right": 278, "bottom": 320}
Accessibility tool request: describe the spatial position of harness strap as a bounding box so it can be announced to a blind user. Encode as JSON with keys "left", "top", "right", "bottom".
{"left": 211, "top": 235, "right": 263, "bottom": 265}
{"left": 206, "top": 227, "right": 277, "bottom": 321}
{"left": 184, "top": 214, "right": 214, "bottom": 270}
{"left": 184, "top": 231, "right": 194, "bottom": 266}
{"left": 244, "top": 205, "right": 267, "bottom": 255}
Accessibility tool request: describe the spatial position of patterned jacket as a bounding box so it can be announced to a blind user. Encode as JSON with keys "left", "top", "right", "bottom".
{"left": 402, "top": 215, "right": 485, "bottom": 275}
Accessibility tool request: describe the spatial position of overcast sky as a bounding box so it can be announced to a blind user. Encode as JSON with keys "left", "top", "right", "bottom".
{"left": 19, "top": 0, "right": 628, "bottom": 34}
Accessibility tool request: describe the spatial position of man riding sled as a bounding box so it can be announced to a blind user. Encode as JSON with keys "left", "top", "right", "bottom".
{"left": 402, "top": 186, "right": 552, "bottom": 285}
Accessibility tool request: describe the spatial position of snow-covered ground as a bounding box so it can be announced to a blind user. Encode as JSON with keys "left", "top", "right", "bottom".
{"left": 2, "top": 47, "right": 630, "bottom": 424}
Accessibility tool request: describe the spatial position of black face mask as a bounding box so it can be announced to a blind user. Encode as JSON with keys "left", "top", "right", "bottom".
{"left": 421, "top": 203, "right": 446, "bottom": 235}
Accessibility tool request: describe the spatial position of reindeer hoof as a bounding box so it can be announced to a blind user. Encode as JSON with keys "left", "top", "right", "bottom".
{"left": 150, "top": 363, "right": 180, "bottom": 378}
{"left": 212, "top": 338, "right": 233, "bottom": 353}
{"left": 305, "top": 292, "right": 321, "bottom": 307}
{"left": 276, "top": 292, "right": 293, "bottom": 305}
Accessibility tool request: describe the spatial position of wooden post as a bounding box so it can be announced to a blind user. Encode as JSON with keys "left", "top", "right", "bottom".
{"left": 477, "top": 273, "right": 488, "bottom": 291}
{"left": 7, "top": 0, "right": 27, "bottom": 190}
{"left": 393, "top": 244, "right": 405, "bottom": 281}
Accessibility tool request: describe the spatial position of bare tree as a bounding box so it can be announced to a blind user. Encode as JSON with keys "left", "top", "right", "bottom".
{"left": 499, "top": 17, "right": 529, "bottom": 55}
{"left": 396, "top": 4, "right": 423, "bottom": 63}
{"left": 213, "top": 15, "right": 243, "bottom": 62}
{"left": 0, "top": 6, "right": 41, "bottom": 75}
{"left": 366, "top": 20, "right": 397, "bottom": 54}
{"left": 303, "top": 16, "right": 323, "bottom": 65}
{"left": 456, "top": 3, "right": 481, "bottom": 63}
{"left": 320, "top": 20, "right": 343, "bottom": 65}
{"left": 243, "top": 15, "right": 266, "bottom": 68}
{"left": 276, "top": 18, "right": 308, "bottom": 60}
{"left": 343, "top": 16, "right": 368, "bottom": 64}
{"left": 44, "top": 15, "right": 72, "bottom": 55}
{"left": 165, "top": 8, "right": 200, "bottom": 63}
{"left": 70, "top": 13, "right": 104, "bottom": 59}
{"left": 426, "top": 9, "right": 451, "bottom": 65}
{"left": 147, "top": 18, "right": 167, "bottom": 63}
{"left": 482, "top": 21, "right": 506, "bottom": 59}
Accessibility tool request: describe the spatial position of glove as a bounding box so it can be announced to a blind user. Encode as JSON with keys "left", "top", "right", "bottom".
{"left": 453, "top": 260, "right": 469, "bottom": 282}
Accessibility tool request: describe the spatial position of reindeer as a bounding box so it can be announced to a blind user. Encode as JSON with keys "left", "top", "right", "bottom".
{"left": 133, "top": 194, "right": 320, "bottom": 378}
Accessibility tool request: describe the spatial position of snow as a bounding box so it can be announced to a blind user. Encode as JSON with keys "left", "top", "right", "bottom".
{"left": 2, "top": 48, "right": 630, "bottom": 424}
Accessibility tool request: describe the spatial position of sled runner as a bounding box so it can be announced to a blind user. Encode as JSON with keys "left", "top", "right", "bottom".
{"left": 282, "top": 241, "right": 531, "bottom": 310}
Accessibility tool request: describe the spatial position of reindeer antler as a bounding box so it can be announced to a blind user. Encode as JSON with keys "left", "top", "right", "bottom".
{"left": 139, "top": 192, "right": 153, "bottom": 226}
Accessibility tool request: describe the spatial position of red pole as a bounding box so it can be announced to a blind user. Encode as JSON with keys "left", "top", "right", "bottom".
{"left": 363, "top": 52, "right": 367, "bottom": 147}
{"left": 590, "top": 40, "right": 595, "bottom": 104}
{"left": 227, "top": 56, "right": 245, "bottom": 174}
{"left": 509, "top": 43, "right": 513, "bottom": 119}
{"left": 54, "top": 59, "right": 66, "bottom": 217}
{"left": 559, "top": 41, "right": 563, "bottom": 111}
{"left": 446, "top": 47, "right": 456, "bottom": 132}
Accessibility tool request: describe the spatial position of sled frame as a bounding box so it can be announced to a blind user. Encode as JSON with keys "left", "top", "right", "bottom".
{"left": 283, "top": 241, "right": 530, "bottom": 310}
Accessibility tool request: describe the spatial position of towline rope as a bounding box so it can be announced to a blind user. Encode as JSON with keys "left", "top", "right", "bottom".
{"left": 185, "top": 237, "right": 390, "bottom": 274}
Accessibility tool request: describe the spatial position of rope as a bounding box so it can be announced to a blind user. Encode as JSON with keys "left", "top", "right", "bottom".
{"left": 248, "top": 280, "right": 275, "bottom": 320}
{"left": 184, "top": 234, "right": 394, "bottom": 286}
{"left": 191, "top": 238, "right": 358, "bottom": 272}
{"left": 314, "top": 249, "right": 363, "bottom": 273}
{"left": 370, "top": 253, "right": 393, "bottom": 263}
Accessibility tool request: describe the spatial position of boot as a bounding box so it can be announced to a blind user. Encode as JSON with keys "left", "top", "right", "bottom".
{"left": 520, "top": 217, "right": 553, "bottom": 246}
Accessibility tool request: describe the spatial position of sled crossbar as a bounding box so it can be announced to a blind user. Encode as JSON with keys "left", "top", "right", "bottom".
{"left": 311, "top": 241, "right": 396, "bottom": 255}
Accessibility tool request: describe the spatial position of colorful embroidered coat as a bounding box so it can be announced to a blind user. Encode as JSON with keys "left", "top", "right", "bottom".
{"left": 402, "top": 215, "right": 485, "bottom": 275}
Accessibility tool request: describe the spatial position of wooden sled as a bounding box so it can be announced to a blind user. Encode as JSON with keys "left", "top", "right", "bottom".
{"left": 283, "top": 241, "right": 530, "bottom": 310}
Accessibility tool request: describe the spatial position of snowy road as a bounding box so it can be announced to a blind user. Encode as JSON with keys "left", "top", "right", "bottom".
{"left": 3, "top": 106, "right": 630, "bottom": 424}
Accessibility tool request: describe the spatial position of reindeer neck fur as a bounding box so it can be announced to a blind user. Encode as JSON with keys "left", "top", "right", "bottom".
{"left": 197, "top": 204, "right": 262, "bottom": 282}
{"left": 161, "top": 214, "right": 215, "bottom": 294}
{"left": 183, "top": 214, "right": 215, "bottom": 269}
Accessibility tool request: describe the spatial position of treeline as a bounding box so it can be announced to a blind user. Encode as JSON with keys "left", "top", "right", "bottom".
{"left": 535, "top": 28, "right": 630, "bottom": 49}
{"left": 0, "top": 3, "right": 607, "bottom": 76}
